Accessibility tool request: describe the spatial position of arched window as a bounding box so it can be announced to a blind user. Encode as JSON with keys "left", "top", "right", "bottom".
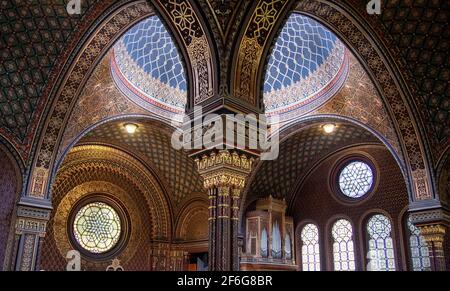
{"left": 332, "top": 219, "right": 356, "bottom": 271}
{"left": 366, "top": 214, "right": 396, "bottom": 271}
{"left": 407, "top": 216, "right": 431, "bottom": 271}
{"left": 300, "top": 224, "right": 321, "bottom": 271}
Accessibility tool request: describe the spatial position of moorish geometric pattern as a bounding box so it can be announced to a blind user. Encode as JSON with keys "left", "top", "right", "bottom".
{"left": 264, "top": 13, "right": 348, "bottom": 117}
{"left": 338, "top": 161, "right": 374, "bottom": 198}
{"left": 245, "top": 122, "right": 379, "bottom": 206}
{"left": 0, "top": 0, "right": 100, "bottom": 141}
{"left": 80, "top": 120, "right": 204, "bottom": 207}
{"left": 378, "top": 0, "right": 450, "bottom": 143}
{"left": 73, "top": 202, "right": 121, "bottom": 254}
{"left": 112, "top": 16, "right": 187, "bottom": 114}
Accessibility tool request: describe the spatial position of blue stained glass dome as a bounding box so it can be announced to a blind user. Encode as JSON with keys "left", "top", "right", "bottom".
{"left": 111, "top": 16, "right": 187, "bottom": 119}
{"left": 264, "top": 13, "right": 349, "bottom": 121}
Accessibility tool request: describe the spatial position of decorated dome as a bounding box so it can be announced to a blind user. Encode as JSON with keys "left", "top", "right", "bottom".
{"left": 111, "top": 16, "right": 187, "bottom": 120}
{"left": 264, "top": 13, "right": 349, "bottom": 122}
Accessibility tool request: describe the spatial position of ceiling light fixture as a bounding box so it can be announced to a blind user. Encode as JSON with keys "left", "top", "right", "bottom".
{"left": 322, "top": 123, "right": 336, "bottom": 134}
{"left": 124, "top": 123, "right": 138, "bottom": 134}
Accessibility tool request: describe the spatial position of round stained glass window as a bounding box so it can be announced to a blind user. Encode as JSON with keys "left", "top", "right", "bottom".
{"left": 73, "top": 202, "right": 122, "bottom": 254}
{"left": 338, "top": 161, "right": 374, "bottom": 198}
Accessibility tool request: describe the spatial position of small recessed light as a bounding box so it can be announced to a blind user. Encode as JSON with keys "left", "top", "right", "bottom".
{"left": 124, "top": 123, "right": 138, "bottom": 134}
{"left": 322, "top": 123, "right": 336, "bottom": 134}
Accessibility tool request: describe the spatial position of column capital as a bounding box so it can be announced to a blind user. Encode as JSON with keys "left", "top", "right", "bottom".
{"left": 195, "top": 150, "right": 256, "bottom": 189}
{"left": 417, "top": 224, "right": 446, "bottom": 244}
{"left": 15, "top": 205, "right": 51, "bottom": 237}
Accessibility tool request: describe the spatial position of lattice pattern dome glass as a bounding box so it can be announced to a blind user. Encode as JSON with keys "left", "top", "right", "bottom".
{"left": 111, "top": 16, "right": 187, "bottom": 117}
{"left": 73, "top": 202, "right": 121, "bottom": 254}
{"left": 339, "top": 161, "right": 374, "bottom": 198}
{"left": 263, "top": 13, "right": 348, "bottom": 119}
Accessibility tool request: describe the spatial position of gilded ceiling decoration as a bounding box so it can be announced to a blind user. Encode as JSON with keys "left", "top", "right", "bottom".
{"left": 378, "top": 0, "right": 449, "bottom": 144}
{"left": 0, "top": 0, "right": 444, "bottom": 206}
{"left": 79, "top": 120, "right": 204, "bottom": 209}
{"left": 234, "top": 0, "right": 290, "bottom": 105}
{"left": 57, "top": 145, "right": 172, "bottom": 239}
{"left": 244, "top": 122, "right": 380, "bottom": 208}
{"left": 310, "top": 54, "right": 402, "bottom": 161}
{"left": 0, "top": 0, "right": 100, "bottom": 144}
{"left": 57, "top": 53, "right": 150, "bottom": 161}
{"left": 204, "top": 0, "right": 242, "bottom": 41}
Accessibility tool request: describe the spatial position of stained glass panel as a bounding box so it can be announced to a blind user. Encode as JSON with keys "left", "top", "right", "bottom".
{"left": 73, "top": 202, "right": 122, "bottom": 254}
{"left": 366, "top": 214, "right": 396, "bottom": 271}
{"left": 301, "top": 224, "right": 321, "bottom": 271}
{"left": 332, "top": 219, "right": 355, "bottom": 271}
{"left": 407, "top": 216, "right": 431, "bottom": 271}
{"left": 339, "top": 161, "right": 374, "bottom": 198}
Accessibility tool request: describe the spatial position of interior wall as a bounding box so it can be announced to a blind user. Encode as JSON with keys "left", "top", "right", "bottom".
{"left": 0, "top": 147, "right": 20, "bottom": 270}
{"left": 291, "top": 144, "right": 409, "bottom": 271}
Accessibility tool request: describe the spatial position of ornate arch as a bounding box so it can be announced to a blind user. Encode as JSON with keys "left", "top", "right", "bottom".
{"left": 57, "top": 145, "right": 173, "bottom": 240}
{"left": 27, "top": 0, "right": 215, "bottom": 203}
{"left": 233, "top": 0, "right": 435, "bottom": 202}
{"left": 174, "top": 197, "right": 209, "bottom": 241}
{"left": 50, "top": 181, "right": 144, "bottom": 270}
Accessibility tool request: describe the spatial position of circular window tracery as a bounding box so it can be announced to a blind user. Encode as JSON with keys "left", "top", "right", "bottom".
{"left": 338, "top": 160, "right": 374, "bottom": 198}
{"left": 73, "top": 202, "right": 122, "bottom": 254}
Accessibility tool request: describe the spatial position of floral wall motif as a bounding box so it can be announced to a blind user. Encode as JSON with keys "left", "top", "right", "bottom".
{"left": 311, "top": 54, "right": 402, "bottom": 160}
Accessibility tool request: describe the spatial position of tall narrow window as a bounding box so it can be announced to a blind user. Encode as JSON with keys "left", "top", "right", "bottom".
{"left": 332, "top": 219, "right": 356, "bottom": 271}
{"left": 407, "top": 216, "right": 431, "bottom": 271}
{"left": 300, "top": 224, "right": 321, "bottom": 271}
{"left": 366, "top": 214, "right": 396, "bottom": 271}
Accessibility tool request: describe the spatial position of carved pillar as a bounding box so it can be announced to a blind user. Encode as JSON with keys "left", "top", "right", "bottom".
{"left": 13, "top": 205, "right": 50, "bottom": 271}
{"left": 410, "top": 208, "right": 449, "bottom": 271}
{"left": 417, "top": 224, "right": 447, "bottom": 271}
{"left": 196, "top": 150, "right": 254, "bottom": 271}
